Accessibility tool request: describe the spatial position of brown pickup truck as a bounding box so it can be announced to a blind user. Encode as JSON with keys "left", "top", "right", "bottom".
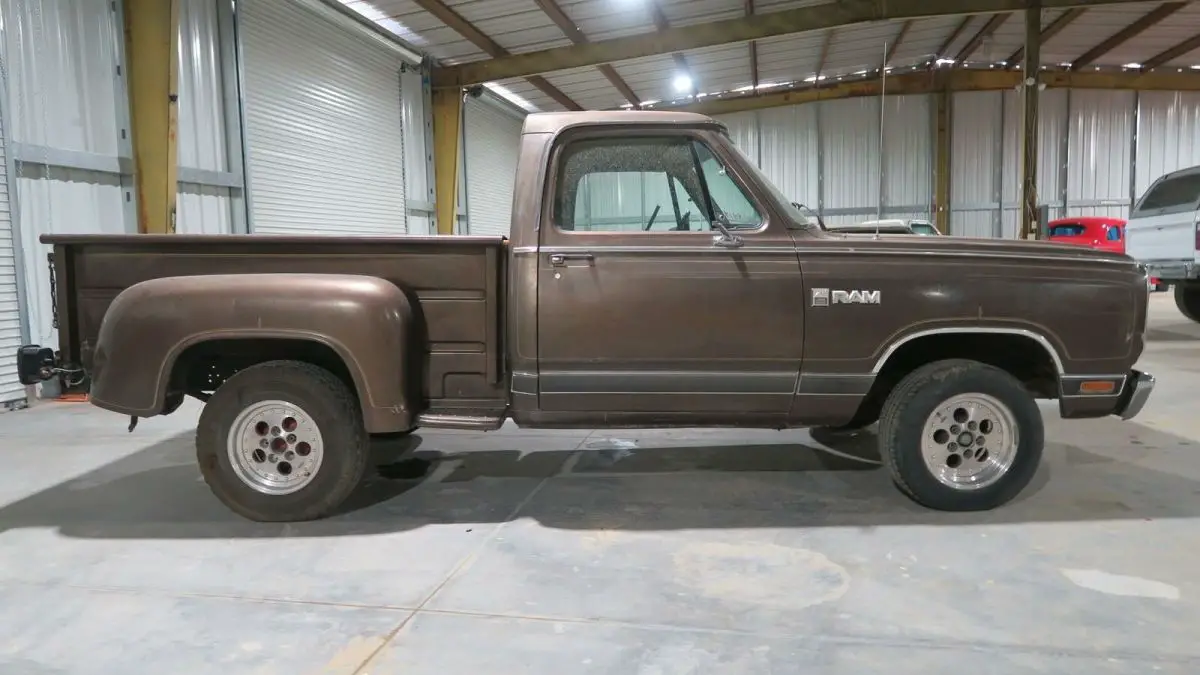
{"left": 17, "top": 110, "right": 1154, "bottom": 523}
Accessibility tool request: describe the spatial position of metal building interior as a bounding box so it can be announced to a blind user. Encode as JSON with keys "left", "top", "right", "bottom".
{"left": 0, "top": 0, "right": 1199, "bottom": 672}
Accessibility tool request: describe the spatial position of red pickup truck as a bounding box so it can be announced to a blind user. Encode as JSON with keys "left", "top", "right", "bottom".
{"left": 1047, "top": 217, "right": 1165, "bottom": 291}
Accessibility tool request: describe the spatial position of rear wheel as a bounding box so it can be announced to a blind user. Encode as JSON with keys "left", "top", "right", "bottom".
{"left": 196, "top": 360, "right": 370, "bottom": 522}
{"left": 878, "top": 359, "right": 1043, "bottom": 511}
{"left": 1174, "top": 283, "right": 1200, "bottom": 323}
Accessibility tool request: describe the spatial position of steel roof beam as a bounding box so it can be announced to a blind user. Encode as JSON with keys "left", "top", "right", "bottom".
{"left": 411, "top": 0, "right": 582, "bottom": 110}
{"left": 432, "top": 0, "right": 1153, "bottom": 87}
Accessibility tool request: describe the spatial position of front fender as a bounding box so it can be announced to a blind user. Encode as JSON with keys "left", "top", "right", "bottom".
{"left": 90, "top": 273, "right": 417, "bottom": 433}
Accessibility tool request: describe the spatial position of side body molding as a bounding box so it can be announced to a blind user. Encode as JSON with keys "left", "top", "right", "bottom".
{"left": 89, "top": 273, "right": 418, "bottom": 433}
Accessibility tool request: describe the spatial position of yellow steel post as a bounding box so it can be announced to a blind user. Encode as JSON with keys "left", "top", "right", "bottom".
{"left": 124, "top": 0, "right": 180, "bottom": 234}
{"left": 432, "top": 87, "right": 463, "bottom": 235}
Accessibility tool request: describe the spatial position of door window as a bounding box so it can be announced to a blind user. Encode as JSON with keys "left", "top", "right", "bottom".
{"left": 555, "top": 136, "right": 762, "bottom": 232}
{"left": 1106, "top": 225, "right": 1122, "bottom": 241}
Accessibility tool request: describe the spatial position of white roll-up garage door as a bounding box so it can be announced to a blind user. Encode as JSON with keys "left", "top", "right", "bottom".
{"left": 239, "top": 0, "right": 408, "bottom": 235}
{"left": 0, "top": 104, "right": 27, "bottom": 409}
{"left": 463, "top": 96, "right": 524, "bottom": 236}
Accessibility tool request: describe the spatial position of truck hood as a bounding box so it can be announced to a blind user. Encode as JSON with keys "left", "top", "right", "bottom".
{"left": 816, "top": 231, "right": 1134, "bottom": 267}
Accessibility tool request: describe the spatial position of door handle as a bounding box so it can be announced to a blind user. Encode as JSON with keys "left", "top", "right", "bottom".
{"left": 549, "top": 253, "right": 594, "bottom": 266}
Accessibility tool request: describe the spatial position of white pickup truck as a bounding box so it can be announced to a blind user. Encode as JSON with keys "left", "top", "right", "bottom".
{"left": 1125, "top": 165, "right": 1200, "bottom": 323}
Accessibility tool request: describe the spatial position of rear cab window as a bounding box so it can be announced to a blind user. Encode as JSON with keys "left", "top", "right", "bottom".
{"left": 1133, "top": 170, "right": 1200, "bottom": 218}
{"left": 1049, "top": 223, "right": 1087, "bottom": 237}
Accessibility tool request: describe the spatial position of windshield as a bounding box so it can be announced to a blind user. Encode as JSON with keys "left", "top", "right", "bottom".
{"left": 721, "top": 135, "right": 818, "bottom": 230}
{"left": 909, "top": 222, "right": 938, "bottom": 235}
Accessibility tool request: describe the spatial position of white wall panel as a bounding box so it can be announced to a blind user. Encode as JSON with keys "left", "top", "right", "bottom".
{"left": 882, "top": 94, "right": 931, "bottom": 214}
{"left": 1135, "top": 91, "right": 1200, "bottom": 199}
{"left": 0, "top": 99, "right": 26, "bottom": 408}
{"left": 950, "top": 91, "right": 1002, "bottom": 237}
{"left": 177, "top": 0, "right": 228, "bottom": 173}
{"left": 716, "top": 110, "right": 760, "bottom": 165}
{"left": 2, "top": 0, "right": 130, "bottom": 365}
{"left": 758, "top": 104, "right": 819, "bottom": 208}
{"left": 1, "top": 0, "right": 124, "bottom": 155}
{"left": 1067, "top": 90, "right": 1135, "bottom": 211}
{"left": 241, "top": 0, "right": 408, "bottom": 235}
{"left": 401, "top": 69, "right": 432, "bottom": 235}
{"left": 821, "top": 97, "right": 880, "bottom": 211}
{"left": 951, "top": 91, "right": 1002, "bottom": 207}
{"left": 17, "top": 168, "right": 129, "bottom": 347}
{"left": 463, "top": 97, "right": 522, "bottom": 236}
{"left": 1001, "top": 88, "right": 1067, "bottom": 207}
{"left": 176, "top": 184, "right": 234, "bottom": 235}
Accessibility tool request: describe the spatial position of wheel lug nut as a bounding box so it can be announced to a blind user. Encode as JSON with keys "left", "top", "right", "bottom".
{"left": 947, "top": 443, "right": 958, "bottom": 451}
{"left": 285, "top": 451, "right": 295, "bottom": 460}
{"left": 968, "top": 421, "right": 977, "bottom": 431}
{"left": 271, "top": 426, "right": 281, "bottom": 436}
{"left": 286, "top": 433, "right": 297, "bottom": 444}
{"left": 268, "top": 454, "right": 277, "bottom": 463}
{"left": 950, "top": 425, "right": 960, "bottom": 434}
{"left": 259, "top": 439, "right": 269, "bottom": 448}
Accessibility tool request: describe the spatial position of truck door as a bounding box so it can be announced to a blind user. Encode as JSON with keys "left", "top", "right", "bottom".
{"left": 535, "top": 128, "right": 804, "bottom": 419}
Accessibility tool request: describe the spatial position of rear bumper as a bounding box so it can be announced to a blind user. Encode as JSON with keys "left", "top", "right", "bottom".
{"left": 1143, "top": 260, "right": 1198, "bottom": 280}
{"left": 1115, "top": 370, "right": 1155, "bottom": 421}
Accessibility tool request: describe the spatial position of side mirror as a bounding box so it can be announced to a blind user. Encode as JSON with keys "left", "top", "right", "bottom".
{"left": 712, "top": 232, "right": 744, "bottom": 248}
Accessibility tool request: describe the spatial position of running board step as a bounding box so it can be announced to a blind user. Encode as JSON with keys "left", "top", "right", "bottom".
{"left": 416, "top": 413, "right": 505, "bottom": 431}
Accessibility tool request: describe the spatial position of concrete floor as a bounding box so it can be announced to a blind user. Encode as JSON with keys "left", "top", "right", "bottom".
{"left": 1, "top": 294, "right": 1198, "bottom": 674}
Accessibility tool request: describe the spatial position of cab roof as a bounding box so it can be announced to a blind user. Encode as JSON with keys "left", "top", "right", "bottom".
{"left": 522, "top": 110, "right": 723, "bottom": 135}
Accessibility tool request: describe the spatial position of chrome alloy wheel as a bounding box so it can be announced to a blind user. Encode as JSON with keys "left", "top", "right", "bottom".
{"left": 920, "top": 393, "right": 1018, "bottom": 491}
{"left": 227, "top": 400, "right": 324, "bottom": 495}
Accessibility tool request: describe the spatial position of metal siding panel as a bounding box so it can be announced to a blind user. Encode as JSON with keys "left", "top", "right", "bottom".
{"left": 715, "top": 111, "right": 759, "bottom": 165}
{"left": 951, "top": 210, "right": 995, "bottom": 238}
{"left": 1136, "top": 91, "right": 1200, "bottom": 199}
{"left": 1001, "top": 88, "right": 1066, "bottom": 205}
{"left": 401, "top": 69, "right": 431, "bottom": 221}
{"left": 241, "top": 0, "right": 408, "bottom": 235}
{"left": 882, "top": 94, "right": 931, "bottom": 213}
{"left": 176, "top": 183, "right": 234, "bottom": 235}
{"left": 463, "top": 97, "right": 522, "bottom": 236}
{"left": 821, "top": 97, "right": 880, "bottom": 211}
{"left": 757, "top": 104, "right": 819, "bottom": 209}
{"left": 17, "top": 168, "right": 128, "bottom": 348}
{"left": 177, "top": 0, "right": 228, "bottom": 172}
{"left": 0, "top": 0, "right": 124, "bottom": 155}
{"left": 951, "top": 91, "right": 1001, "bottom": 205}
{"left": 0, "top": 102, "right": 24, "bottom": 406}
{"left": 1067, "top": 90, "right": 1134, "bottom": 209}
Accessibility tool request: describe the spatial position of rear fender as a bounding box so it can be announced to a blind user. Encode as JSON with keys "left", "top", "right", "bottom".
{"left": 89, "top": 273, "right": 418, "bottom": 433}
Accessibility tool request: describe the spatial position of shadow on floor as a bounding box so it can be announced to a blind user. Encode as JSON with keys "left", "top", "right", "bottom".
{"left": 0, "top": 422, "right": 1197, "bottom": 539}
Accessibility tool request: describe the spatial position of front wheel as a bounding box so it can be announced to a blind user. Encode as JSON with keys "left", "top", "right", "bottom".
{"left": 196, "top": 360, "right": 370, "bottom": 522}
{"left": 878, "top": 359, "right": 1043, "bottom": 511}
{"left": 1174, "top": 283, "right": 1200, "bottom": 324}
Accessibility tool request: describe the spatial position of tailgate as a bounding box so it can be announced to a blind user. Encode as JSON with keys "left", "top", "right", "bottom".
{"left": 1125, "top": 212, "right": 1197, "bottom": 262}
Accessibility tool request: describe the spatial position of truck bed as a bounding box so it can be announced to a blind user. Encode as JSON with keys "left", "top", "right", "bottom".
{"left": 43, "top": 234, "right": 508, "bottom": 411}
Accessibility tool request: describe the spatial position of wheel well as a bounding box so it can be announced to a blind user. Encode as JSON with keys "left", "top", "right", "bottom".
{"left": 850, "top": 333, "right": 1060, "bottom": 426}
{"left": 166, "top": 338, "right": 357, "bottom": 411}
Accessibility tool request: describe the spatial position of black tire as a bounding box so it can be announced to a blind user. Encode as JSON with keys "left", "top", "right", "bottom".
{"left": 1174, "top": 283, "right": 1200, "bottom": 324}
{"left": 877, "top": 359, "right": 1043, "bottom": 511}
{"left": 196, "top": 360, "right": 370, "bottom": 522}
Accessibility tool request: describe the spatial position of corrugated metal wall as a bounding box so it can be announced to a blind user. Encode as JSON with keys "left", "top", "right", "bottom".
{"left": 2, "top": 0, "right": 132, "bottom": 350}
{"left": 720, "top": 94, "right": 933, "bottom": 229}
{"left": 723, "top": 87, "right": 1200, "bottom": 239}
{"left": 1136, "top": 92, "right": 1200, "bottom": 198}
{"left": 463, "top": 96, "right": 523, "bottom": 236}
{"left": 176, "top": 0, "right": 235, "bottom": 235}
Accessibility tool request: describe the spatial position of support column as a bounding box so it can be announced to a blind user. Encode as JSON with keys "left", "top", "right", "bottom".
{"left": 432, "top": 87, "right": 463, "bottom": 235}
{"left": 933, "top": 89, "right": 951, "bottom": 234}
{"left": 1019, "top": 4, "right": 1041, "bottom": 240}
{"left": 124, "top": 0, "right": 180, "bottom": 234}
